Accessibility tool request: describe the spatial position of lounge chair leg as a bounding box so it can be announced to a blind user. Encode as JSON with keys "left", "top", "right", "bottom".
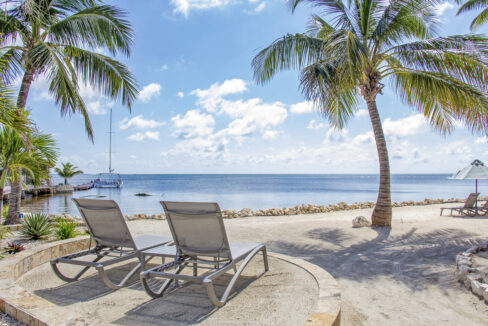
{"left": 204, "top": 245, "right": 269, "bottom": 307}
{"left": 50, "top": 254, "right": 104, "bottom": 282}
{"left": 97, "top": 262, "right": 142, "bottom": 290}
{"left": 193, "top": 263, "right": 198, "bottom": 276}
{"left": 141, "top": 263, "right": 187, "bottom": 298}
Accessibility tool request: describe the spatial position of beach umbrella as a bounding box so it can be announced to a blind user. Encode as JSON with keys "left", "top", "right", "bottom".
{"left": 450, "top": 159, "right": 488, "bottom": 194}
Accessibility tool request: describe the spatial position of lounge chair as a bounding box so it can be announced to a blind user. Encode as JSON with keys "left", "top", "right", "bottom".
{"left": 440, "top": 193, "right": 479, "bottom": 216}
{"left": 474, "top": 200, "right": 488, "bottom": 216}
{"left": 140, "top": 201, "right": 269, "bottom": 307}
{"left": 50, "top": 199, "right": 172, "bottom": 290}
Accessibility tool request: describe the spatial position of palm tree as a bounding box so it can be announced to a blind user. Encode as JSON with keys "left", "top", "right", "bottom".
{"left": 252, "top": 0, "right": 488, "bottom": 227}
{"left": 55, "top": 162, "right": 83, "bottom": 185}
{"left": 456, "top": 0, "right": 488, "bottom": 30}
{"left": 0, "top": 0, "right": 138, "bottom": 222}
{"left": 0, "top": 125, "right": 58, "bottom": 225}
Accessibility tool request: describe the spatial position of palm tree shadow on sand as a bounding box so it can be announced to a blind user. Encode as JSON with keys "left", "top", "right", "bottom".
{"left": 267, "top": 227, "right": 483, "bottom": 292}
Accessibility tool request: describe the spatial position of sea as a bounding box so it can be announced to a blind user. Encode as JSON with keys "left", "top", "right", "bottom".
{"left": 19, "top": 174, "right": 484, "bottom": 216}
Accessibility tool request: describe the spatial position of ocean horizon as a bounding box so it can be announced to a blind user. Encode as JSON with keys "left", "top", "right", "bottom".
{"left": 20, "top": 173, "right": 484, "bottom": 216}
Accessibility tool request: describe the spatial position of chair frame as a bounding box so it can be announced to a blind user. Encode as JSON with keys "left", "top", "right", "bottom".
{"left": 140, "top": 201, "right": 269, "bottom": 307}
{"left": 440, "top": 193, "right": 479, "bottom": 217}
{"left": 50, "top": 199, "right": 172, "bottom": 290}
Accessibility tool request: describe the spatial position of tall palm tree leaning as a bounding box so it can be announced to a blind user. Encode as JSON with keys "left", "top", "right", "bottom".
{"left": 252, "top": 0, "right": 488, "bottom": 227}
{"left": 55, "top": 162, "right": 83, "bottom": 185}
{"left": 456, "top": 0, "right": 488, "bottom": 30}
{"left": 0, "top": 0, "right": 138, "bottom": 222}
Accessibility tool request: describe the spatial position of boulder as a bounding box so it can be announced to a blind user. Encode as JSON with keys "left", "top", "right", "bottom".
{"left": 352, "top": 216, "right": 371, "bottom": 228}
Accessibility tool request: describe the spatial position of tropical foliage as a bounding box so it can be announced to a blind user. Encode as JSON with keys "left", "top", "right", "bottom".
{"left": 19, "top": 212, "right": 52, "bottom": 240}
{"left": 3, "top": 242, "right": 25, "bottom": 254}
{"left": 252, "top": 0, "right": 488, "bottom": 226}
{"left": 53, "top": 220, "right": 79, "bottom": 240}
{"left": 55, "top": 162, "right": 83, "bottom": 185}
{"left": 1, "top": 124, "right": 58, "bottom": 225}
{"left": 0, "top": 0, "right": 138, "bottom": 221}
{"left": 456, "top": 0, "right": 488, "bottom": 30}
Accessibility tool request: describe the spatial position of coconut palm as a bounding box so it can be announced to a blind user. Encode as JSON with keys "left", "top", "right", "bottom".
{"left": 456, "top": 0, "right": 488, "bottom": 30}
{"left": 0, "top": 125, "right": 58, "bottom": 225}
{"left": 252, "top": 0, "right": 488, "bottom": 227}
{"left": 55, "top": 162, "right": 82, "bottom": 185}
{"left": 0, "top": 0, "right": 138, "bottom": 222}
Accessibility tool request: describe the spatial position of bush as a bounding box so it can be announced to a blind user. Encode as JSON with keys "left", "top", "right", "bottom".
{"left": 0, "top": 225, "right": 10, "bottom": 240}
{"left": 3, "top": 242, "right": 24, "bottom": 254}
{"left": 54, "top": 220, "right": 79, "bottom": 240}
{"left": 2, "top": 205, "right": 8, "bottom": 220}
{"left": 20, "top": 213, "right": 52, "bottom": 240}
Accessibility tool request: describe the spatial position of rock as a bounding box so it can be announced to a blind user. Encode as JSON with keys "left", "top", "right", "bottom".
{"left": 467, "top": 245, "right": 480, "bottom": 254}
{"left": 352, "top": 216, "right": 371, "bottom": 228}
{"left": 484, "top": 287, "right": 488, "bottom": 302}
{"left": 471, "top": 280, "right": 488, "bottom": 297}
{"left": 457, "top": 265, "right": 475, "bottom": 281}
{"left": 135, "top": 193, "right": 152, "bottom": 196}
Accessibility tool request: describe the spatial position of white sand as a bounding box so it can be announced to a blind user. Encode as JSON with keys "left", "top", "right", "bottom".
{"left": 16, "top": 203, "right": 488, "bottom": 325}
{"left": 126, "top": 203, "right": 488, "bottom": 325}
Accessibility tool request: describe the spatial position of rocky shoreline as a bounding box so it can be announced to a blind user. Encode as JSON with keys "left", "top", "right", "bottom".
{"left": 37, "top": 196, "right": 476, "bottom": 222}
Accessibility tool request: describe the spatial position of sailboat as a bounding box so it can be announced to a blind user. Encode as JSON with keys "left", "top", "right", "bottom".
{"left": 94, "top": 108, "right": 123, "bottom": 188}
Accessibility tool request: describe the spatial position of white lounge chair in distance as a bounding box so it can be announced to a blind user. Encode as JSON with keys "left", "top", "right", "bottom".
{"left": 140, "top": 201, "right": 269, "bottom": 307}
{"left": 440, "top": 193, "right": 479, "bottom": 216}
{"left": 51, "top": 199, "right": 172, "bottom": 290}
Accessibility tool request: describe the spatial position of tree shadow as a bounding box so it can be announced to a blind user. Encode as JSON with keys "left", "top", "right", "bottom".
{"left": 267, "top": 227, "right": 482, "bottom": 292}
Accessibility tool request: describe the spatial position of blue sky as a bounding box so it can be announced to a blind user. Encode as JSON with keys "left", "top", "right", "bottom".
{"left": 25, "top": 0, "right": 488, "bottom": 174}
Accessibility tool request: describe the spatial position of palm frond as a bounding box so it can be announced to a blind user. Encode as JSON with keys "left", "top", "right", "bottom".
{"left": 252, "top": 33, "right": 324, "bottom": 84}
{"left": 47, "top": 4, "right": 133, "bottom": 56}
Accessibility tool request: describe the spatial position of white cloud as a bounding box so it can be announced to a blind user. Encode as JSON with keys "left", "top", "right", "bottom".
{"left": 324, "top": 128, "right": 349, "bottom": 143}
{"left": 383, "top": 114, "right": 427, "bottom": 137}
{"left": 444, "top": 141, "right": 471, "bottom": 155}
{"left": 475, "top": 136, "right": 488, "bottom": 144}
{"left": 307, "top": 120, "right": 327, "bottom": 130}
{"left": 128, "top": 131, "right": 160, "bottom": 141}
{"left": 139, "top": 83, "right": 162, "bottom": 103}
{"left": 254, "top": 2, "right": 265, "bottom": 12}
{"left": 171, "top": 0, "right": 233, "bottom": 17}
{"left": 172, "top": 110, "right": 215, "bottom": 139}
{"left": 176, "top": 91, "right": 185, "bottom": 98}
{"left": 356, "top": 109, "right": 368, "bottom": 117}
{"left": 290, "top": 101, "right": 314, "bottom": 114}
{"left": 191, "top": 79, "right": 247, "bottom": 112}
{"left": 217, "top": 98, "right": 287, "bottom": 139}
{"left": 87, "top": 101, "right": 107, "bottom": 115}
{"left": 160, "top": 64, "right": 169, "bottom": 71}
{"left": 435, "top": 2, "right": 454, "bottom": 16}
{"left": 262, "top": 129, "right": 277, "bottom": 140}
{"left": 352, "top": 131, "right": 374, "bottom": 145}
{"left": 119, "top": 115, "right": 165, "bottom": 130}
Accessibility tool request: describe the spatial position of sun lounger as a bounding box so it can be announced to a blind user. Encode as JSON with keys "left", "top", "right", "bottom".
{"left": 440, "top": 193, "right": 479, "bottom": 216}
{"left": 140, "top": 201, "right": 269, "bottom": 307}
{"left": 50, "top": 199, "right": 172, "bottom": 290}
{"left": 473, "top": 200, "right": 488, "bottom": 216}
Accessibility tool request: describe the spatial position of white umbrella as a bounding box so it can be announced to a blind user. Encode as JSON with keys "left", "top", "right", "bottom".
{"left": 450, "top": 159, "right": 488, "bottom": 194}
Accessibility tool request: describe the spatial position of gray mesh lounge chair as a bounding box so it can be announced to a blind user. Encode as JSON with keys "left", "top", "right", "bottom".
{"left": 50, "top": 199, "right": 172, "bottom": 290}
{"left": 440, "top": 193, "right": 479, "bottom": 216}
{"left": 140, "top": 201, "right": 269, "bottom": 307}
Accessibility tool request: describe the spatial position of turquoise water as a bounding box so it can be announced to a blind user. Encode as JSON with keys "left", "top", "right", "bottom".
{"left": 20, "top": 174, "right": 484, "bottom": 215}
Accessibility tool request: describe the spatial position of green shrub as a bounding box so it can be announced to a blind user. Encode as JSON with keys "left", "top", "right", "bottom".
{"left": 51, "top": 216, "right": 71, "bottom": 223}
{"left": 3, "top": 242, "right": 24, "bottom": 254}
{"left": 0, "top": 225, "right": 10, "bottom": 240}
{"left": 2, "top": 205, "right": 8, "bottom": 220}
{"left": 20, "top": 213, "right": 52, "bottom": 240}
{"left": 54, "top": 220, "right": 79, "bottom": 240}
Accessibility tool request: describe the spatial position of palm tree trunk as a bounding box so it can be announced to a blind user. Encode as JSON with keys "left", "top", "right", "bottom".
{"left": 366, "top": 97, "right": 392, "bottom": 227}
{"left": 0, "top": 187, "right": 4, "bottom": 225}
{"left": 65, "top": 178, "right": 67, "bottom": 185}
{"left": 7, "top": 70, "right": 35, "bottom": 224}
{"left": 5, "top": 178, "right": 21, "bottom": 225}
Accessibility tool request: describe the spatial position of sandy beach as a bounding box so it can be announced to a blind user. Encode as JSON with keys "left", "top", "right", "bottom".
{"left": 124, "top": 203, "right": 488, "bottom": 325}
{"left": 13, "top": 202, "right": 488, "bottom": 325}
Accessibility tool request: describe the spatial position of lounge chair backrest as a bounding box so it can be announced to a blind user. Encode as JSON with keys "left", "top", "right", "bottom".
{"left": 464, "top": 193, "right": 479, "bottom": 208}
{"left": 73, "top": 198, "right": 136, "bottom": 249}
{"left": 161, "top": 201, "right": 232, "bottom": 260}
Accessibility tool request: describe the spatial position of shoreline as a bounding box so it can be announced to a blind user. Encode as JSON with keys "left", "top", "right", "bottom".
{"left": 33, "top": 196, "right": 479, "bottom": 222}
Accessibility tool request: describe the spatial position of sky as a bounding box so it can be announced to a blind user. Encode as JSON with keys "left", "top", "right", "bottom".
{"left": 22, "top": 0, "right": 488, "bottom": 174}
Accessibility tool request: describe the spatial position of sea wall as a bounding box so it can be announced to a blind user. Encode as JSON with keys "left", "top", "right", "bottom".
{"left": 37, "top": 196, "right": 478, "bottom": 222}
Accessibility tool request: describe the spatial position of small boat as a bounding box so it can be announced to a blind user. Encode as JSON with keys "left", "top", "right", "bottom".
{"left": 94, "top": 173, "right": 122, "bottom": 188}
{"left": 94, "top": 108, "right": 123, "bottom": 188}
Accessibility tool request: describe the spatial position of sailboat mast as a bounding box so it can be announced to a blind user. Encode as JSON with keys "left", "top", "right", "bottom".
{"left": 109, "top": 108, "right": 112, "bottom": 173}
